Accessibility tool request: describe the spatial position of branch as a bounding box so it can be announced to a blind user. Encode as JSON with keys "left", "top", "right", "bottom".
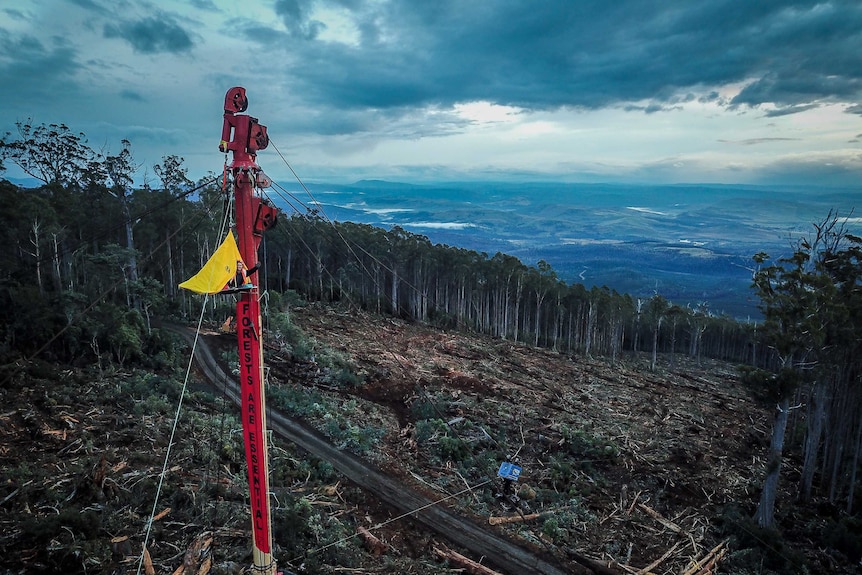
{"left": 433, "top": 544, "right": 505, "bottom": 575}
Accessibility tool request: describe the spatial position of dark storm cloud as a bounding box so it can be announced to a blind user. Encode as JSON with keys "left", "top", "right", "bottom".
{"left": 763, "top": 103, "right": 821, "bottom": 117}
{"left": 2, "top": 8, "right": 28, "bottom": 21}
{"left": 261, "top": 0, "right": 862, "bottom": 116}
{"left": 103, "top": 14, "right": 194, "bottom": 54}
{"left": 0, "top": 31, "right": 82, "bottom": 104}
{"left": 274, "top": 0, "right": 325, "bottom": 39}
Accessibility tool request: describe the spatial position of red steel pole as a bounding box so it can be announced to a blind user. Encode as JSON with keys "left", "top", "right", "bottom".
{"left": 219, "top": 87, "right": 277, "bottom": 575}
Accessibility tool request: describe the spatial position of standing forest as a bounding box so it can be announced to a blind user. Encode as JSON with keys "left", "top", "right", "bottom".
{"left": 1, "top": 122, "right": 862, "bottom": 574}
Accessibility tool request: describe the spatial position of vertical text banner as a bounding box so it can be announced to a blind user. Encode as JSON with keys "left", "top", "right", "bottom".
{"left": 237, "top": 295, "right": 271, "bottom": 554}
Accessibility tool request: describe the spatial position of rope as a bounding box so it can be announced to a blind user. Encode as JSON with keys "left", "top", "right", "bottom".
{"left": 136, "top": 296, "right": 210, "bottom": 575}
{"left": 262, "top": 142, "right": 515, "bottom": 497}
{"left": 136, "top": 184, "right": 235, "bottom": 574}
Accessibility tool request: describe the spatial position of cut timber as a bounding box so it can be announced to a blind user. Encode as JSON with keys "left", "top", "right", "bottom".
{"left": 357, "top": 526, "right": 388, "bottom": 556}
{"left": 433, "top": 543, "right": 505, "bottom": 575}
{"left": 142, "top": 547, "right": 155, "bottom": 575}
{"left": 681, "top": 540, "right": 728, "bottom": 575}
{"left": 565, "top": 548, "right": 627, "bottom": 575}
{"left": 488, "top": 511, "right": 544, "bottom": 525}
{"left": 636, "top": 540, "right": 682, "bottom": 574}
{"left": 637, "top": 503, "right": 685, "bottom": 534}
{"left": 171, "top": 532, "right": 213, "bottom": 575}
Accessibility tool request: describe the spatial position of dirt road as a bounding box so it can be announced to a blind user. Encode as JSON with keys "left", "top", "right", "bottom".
{"left": 169, "top": 324, "right": 575, "bottom": 575}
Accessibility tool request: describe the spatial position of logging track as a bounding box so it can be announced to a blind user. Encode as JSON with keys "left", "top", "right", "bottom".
{"left": 167, "top": 324, "right": 575, "bottom": 575}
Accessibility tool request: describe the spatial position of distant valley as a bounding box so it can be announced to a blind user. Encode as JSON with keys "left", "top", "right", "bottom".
{"left": 276, "top": 181, "right": 862, "bottom": 319}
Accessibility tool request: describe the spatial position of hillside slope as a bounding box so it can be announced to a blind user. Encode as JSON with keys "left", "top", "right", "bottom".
{"left": 1, "top": 303, "right": 855, "bottom": 574}
{"left": 284, "top": 303, "right": 768, "bottom": 573}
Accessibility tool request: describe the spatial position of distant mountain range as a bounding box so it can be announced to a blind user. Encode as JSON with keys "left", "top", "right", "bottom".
{"left": 272, "top": 180, "right": 862, "bottom": 319}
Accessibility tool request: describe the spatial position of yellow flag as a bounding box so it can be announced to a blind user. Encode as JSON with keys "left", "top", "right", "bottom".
{"left": 179, "top": 233, "right": 243, "bottom": 294}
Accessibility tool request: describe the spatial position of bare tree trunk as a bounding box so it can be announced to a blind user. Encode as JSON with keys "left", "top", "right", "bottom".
{"left": 165, "top": 229, "right": 175, "bottom": 297}
{"left": 670, "top": 318, "right": 678, "bottom": 370}
{"left": 754, "top": 396, "right": 791, "bottom": 528}
{"left": 584, "top": 300, "right": 595, "bottom": 357}
{"left": 391, "top": 266, "right": 399, "bottom": 315}
{"left": 611, "top": 317, "right": 622, "bottom": 364}
{"left": 121, "top": 199, "right": 139, "bottom": 310}
{"left": 123, "top": 202, "right": 138, "bottom": 283}
{"left": 534, "top": 290, "right": 545, "bottom": 347}
{"left": 650, "top": 317, "right": 663, "bottom": 372}
{"left": 51, "top": 232, "right": 62, "bottom": 292}
{"left": 29, "top": 219, "right": 44, "bottom": 294}
{"left": 847, "top": 409, "right": 862, "bottom": 514}
{"left": 799, "top": 381, "right": 827, "bottom": 502}
{"left": 513, "top": 277, "right": 522, "bottom": 342}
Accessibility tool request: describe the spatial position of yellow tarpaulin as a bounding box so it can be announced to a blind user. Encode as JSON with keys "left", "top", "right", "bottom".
{"left": 179, "top": 233, "right": 243, "bottom": 294}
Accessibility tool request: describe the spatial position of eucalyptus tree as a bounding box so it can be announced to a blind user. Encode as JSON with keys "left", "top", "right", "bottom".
{"left": 788, "top": 215, "right": 862, "bottom": 509}
{"left": 525, "top": 260, "right": 557, "bottom": 346}
{"left": 99, "top": 140, "right": 141, "bottom": 307}
{"left": 666, "top": 304, "right": 688, "bottom": 369}
{"left": 582, "top": 286, "right": 601, "bottom": 357}
{"left": 688, "top": 302, "right": 709, "bottom": 366}
{"left": 404, "top": 232, "right": 434, "bottom": 321}
{"left": 609, "top": 291, "right": 636, "bottom": 363}
{"left": 148, "top": 155, "right": 195, "bottom": 296}
{"left": 646, "top": 294, "right": 669, "bottom": 371}
{"left": 153, "top": 155, "right": 193, "bottom": 194}
{"left": 0, "top": 120, "right": 94, "bottom": 187}
{"left": 749, "top": 224, "right": 829, "bottom": 528}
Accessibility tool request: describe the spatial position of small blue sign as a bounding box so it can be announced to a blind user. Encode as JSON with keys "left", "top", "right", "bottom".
{"left": 497, "top": 462, "right": 522, "bottom": 481}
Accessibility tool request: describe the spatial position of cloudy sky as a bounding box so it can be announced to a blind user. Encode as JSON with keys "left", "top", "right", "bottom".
{"left": 2, "top": 0, "right": 862, "bottom": 187}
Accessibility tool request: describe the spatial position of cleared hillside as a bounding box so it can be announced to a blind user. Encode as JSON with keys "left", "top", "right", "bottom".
{"left": 1, "top": 303, "right": 856, "bottom": 574}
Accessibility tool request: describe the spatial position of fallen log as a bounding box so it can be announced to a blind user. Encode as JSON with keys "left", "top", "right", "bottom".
{"left": 433, "top": 543, "right": 505, "bottom": 575}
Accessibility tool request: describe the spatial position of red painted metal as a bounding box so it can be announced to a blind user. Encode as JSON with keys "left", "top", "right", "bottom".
{"left": 220, "top": 87, "right": 277, "bottom": 574}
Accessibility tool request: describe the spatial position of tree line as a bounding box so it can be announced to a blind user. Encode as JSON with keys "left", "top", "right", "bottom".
{"left": 2, "top": 120, "right": 861, "bottom": 530}
{"left": 267, "top": 213, "right": 757, "bottom": 367}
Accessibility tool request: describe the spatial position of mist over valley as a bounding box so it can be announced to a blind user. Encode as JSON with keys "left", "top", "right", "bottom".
{"left": 279, "top": 181, "right": 862, "bottom": 319}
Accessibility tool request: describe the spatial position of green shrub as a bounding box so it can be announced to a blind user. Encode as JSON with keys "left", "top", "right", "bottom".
{"left": 327, "top": 367, "right": 363, "bottom": 387}
{"left": 415, "top": 418, "right": 446, "bottom": 444}
{"left": 324, "top": 416, "right": 384, "bottom": 455}
{"left": 560, "top": 425, "right": 619, "bottom": 462}
{"left": 438, "top": 434, "right": 469, "bottom": 462}
{"left": 269, "top": 384, "right": 326, "bottom": 417}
